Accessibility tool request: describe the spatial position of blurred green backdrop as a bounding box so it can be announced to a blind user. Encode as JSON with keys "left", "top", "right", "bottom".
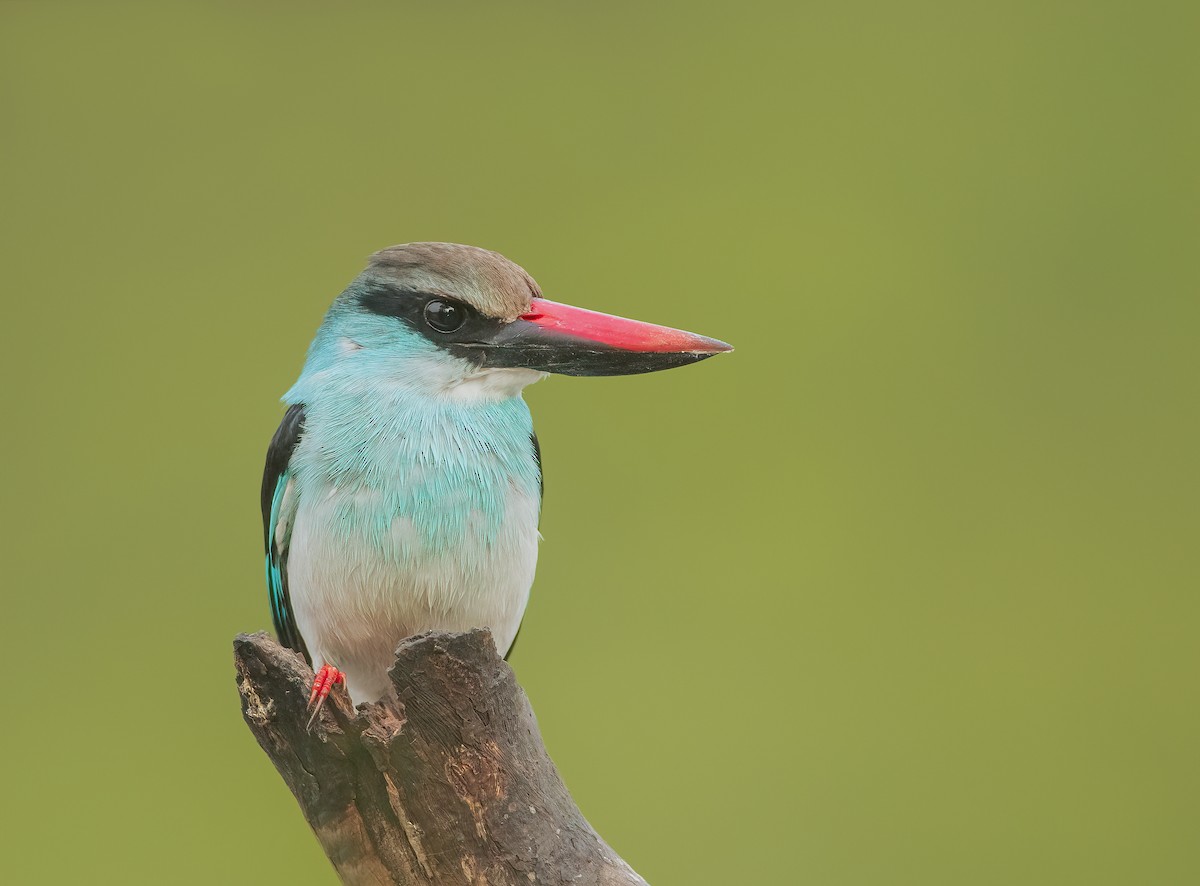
{"left": 2, "top": 2, "right": 1197, "bottom": 884}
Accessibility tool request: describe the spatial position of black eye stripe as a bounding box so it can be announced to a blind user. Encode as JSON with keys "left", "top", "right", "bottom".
{"left": 356, "top": 283, "right": 499, "bottom": 362}
{"left": 358, "top": 284, "right": 454, "bottom": 321}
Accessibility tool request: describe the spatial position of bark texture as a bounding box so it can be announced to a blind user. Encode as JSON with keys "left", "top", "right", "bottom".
{"left": 234, "top": 629, "right": 649, "bottom": 886}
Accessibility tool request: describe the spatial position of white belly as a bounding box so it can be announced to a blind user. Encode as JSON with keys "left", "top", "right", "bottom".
{"left": 287, "top": 481, "right": 541, "bottom": 703}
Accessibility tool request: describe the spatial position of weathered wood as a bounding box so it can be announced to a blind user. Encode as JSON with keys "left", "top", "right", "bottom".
{"left": 234, "top": 629, "right": 649, "bottom": 886}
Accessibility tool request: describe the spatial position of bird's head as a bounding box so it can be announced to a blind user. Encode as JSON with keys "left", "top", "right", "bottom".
{"left": 298, "top": 242, "right": 731, "bottom": 401}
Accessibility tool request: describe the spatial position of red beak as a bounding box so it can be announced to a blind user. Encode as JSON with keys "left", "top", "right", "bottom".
{"left": 478, "top": 297, "right": 732, "bottom": 376}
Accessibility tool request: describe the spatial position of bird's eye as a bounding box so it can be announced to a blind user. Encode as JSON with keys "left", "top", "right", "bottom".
{"left": 423, "top": 300, "right": 466, "bottom": 333}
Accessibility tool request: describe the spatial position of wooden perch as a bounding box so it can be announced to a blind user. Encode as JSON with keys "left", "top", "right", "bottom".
{"left": 234, "top": 629, "right": 649, "bottom": 886}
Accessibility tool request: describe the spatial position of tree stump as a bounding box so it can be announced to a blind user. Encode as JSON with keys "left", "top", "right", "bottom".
{"left": 234, "top": 629, "right": 649, "bottom": 886}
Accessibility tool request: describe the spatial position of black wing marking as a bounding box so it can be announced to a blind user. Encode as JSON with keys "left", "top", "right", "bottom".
{"left": 530, "top": 430, "right": 544, "bottom": 503}
{"left": 261, "top": 403, "right": 311, "bottom": 663}
{"left": 504, "top": 430, "right": 543, "bottom": 663}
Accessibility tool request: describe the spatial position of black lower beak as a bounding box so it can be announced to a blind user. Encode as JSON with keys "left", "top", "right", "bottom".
{"left": 468, "top": 298, "right": 733, "bottom": 377}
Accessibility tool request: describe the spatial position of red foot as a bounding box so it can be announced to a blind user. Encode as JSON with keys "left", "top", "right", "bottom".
{"left": 306, "top": 663, "right": 345, "bottom": 729}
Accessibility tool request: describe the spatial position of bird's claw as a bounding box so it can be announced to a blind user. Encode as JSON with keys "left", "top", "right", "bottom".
{"left": 306, "top": 663, "right": 345, "bottom": 730}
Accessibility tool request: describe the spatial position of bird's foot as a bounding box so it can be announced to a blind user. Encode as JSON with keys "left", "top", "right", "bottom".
{"left": 306, "top": 663, "right": 345, "bottom": 730}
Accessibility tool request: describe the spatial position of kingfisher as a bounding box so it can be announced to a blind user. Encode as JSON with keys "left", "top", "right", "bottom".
{"left": 262, "top": 243, "right": 730, "bottom": 720}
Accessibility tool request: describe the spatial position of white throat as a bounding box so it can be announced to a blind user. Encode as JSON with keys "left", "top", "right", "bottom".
{"left": 444, "top": 366, "right": 547, "bottom": 402}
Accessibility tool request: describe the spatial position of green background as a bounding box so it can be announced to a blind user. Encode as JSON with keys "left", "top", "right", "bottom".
{"left": 2, "top": 2, "right": 1197, "bottom": 883}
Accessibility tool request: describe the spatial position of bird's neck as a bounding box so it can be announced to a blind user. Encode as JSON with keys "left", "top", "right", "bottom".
{"left": 288, "top": 363, "right": 539, "bottom": 500}
{"left": 304, "top": 375, "right": 532, "bottom": 463}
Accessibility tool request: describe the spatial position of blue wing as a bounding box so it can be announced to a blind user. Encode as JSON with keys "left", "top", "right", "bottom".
{"left": 261, "top": 404, "right": 310, "bottom": 663}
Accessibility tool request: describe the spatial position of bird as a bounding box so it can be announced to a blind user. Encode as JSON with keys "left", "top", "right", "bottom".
{"left": 262, "top": 242, "right": 731, "bottom": 719}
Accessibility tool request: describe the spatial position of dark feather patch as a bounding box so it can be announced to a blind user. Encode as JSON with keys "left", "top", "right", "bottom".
{"left": 530, "top": 430, "right": 543, "bottom": 503}
{"left": 262, "top": 404, "right": 311, "bottom": 663}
